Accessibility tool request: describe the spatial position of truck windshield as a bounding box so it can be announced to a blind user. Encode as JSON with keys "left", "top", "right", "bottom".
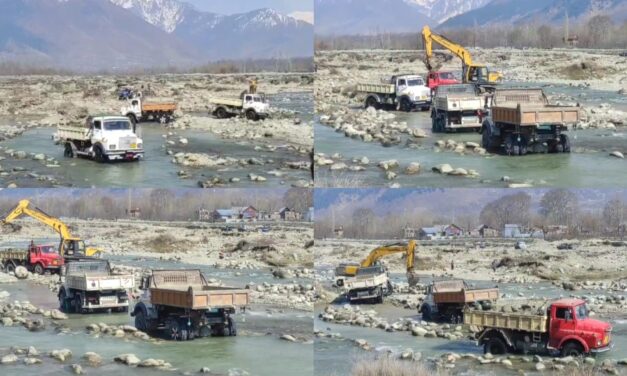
{"left": 104, "top": 121, "right": 131, "bottom": 131}
{"left": 575, "top": 304, "right": 589, "bottom": 319}
{"left": 407, "top": 79, "right": 424, "bottom": 86}
{"left": 439, "top": 72, "right": 455, "bottom": 80}
{"left": 253, "top": 97, "right": 264, "bottom": 103}
{"left": 40, "top": 245, "right": 56, "bottom": 254}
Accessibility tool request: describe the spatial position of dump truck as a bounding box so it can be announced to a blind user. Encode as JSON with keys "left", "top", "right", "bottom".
{"left": 426, "top": 71, "right": 460, "bottom": 91}
{"left": 358, "top": 74, "right": 431, "bottom": 112}
{"left": 0, "top": 242, "right": 64, "bottom": 275}
{"left": 58, "top": 260, "right": 134, "bottom": 313}
{"left": 55, "top": 115, "right": 144, "bottom": 162}
{"left": 465, "top": 299, "right": 612, "bottom": 357}
{"left": 431, "top": 84, "right": 487, "bottom": 132}
{"left": 121, "top": 96, "right": 177, "bottom": 125}
{"left": 131, "top": 270, "right": 249, "bottom": 340}
{"left": 209, "top": 93, "right": 269, "bottom": 121}
{"left": 481, "top": 88, "right": 580, "bottom": 155}
{"left": 419, "top": 280, "right": 498, "bottom": 323}
{"left": 337, "top": 265, "right": 392, "bottom": 304}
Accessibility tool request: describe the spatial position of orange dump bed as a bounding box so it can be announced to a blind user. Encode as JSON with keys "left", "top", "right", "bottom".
{"left": 142, "top": 102, "right": 177, "bottom": 112}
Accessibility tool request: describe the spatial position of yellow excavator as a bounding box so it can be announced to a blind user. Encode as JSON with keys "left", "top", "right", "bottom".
{"left": 1, "top": 200, "right": 102, "bottom": 259}
{"left": 335, "top": 240, "right": 417, "bottom": 285}
{"left": 422, "top": 25, "right": 503, "bottom": 85}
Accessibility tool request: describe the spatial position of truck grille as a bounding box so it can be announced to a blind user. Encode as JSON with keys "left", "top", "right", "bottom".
{"left": 118, "top": 136, "right": 137, "bottom": 150}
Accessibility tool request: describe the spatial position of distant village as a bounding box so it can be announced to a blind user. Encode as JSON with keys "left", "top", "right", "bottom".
{"left": 197, "top": 206, "right": 314, "bottom": 223}
{"left": 332, "top": 223, "right": 576, "bottom": 240}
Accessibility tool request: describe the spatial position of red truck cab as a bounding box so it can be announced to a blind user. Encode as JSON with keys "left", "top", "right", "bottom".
{"left": 548, "top": 299, "right": 612, "bottom": 356}
{"left": 426, "top": 71, "right": 459, "bottom": 91}
{"left": 29, "top": 243, "right": 64, "bottom": 274}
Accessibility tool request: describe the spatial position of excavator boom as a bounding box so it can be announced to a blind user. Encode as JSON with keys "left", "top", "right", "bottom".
{"left": 1, "top": 199, "right": 101, "bottom": 258}
{"left": 360, "top": 239, "right": 416, "bottom": 272}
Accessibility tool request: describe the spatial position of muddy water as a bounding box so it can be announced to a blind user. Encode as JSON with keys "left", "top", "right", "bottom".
{"left": 315, "top": 85, "right": 627, "bottom": 188}
{"left": 0, "top": 281, "right": 313, "bottom": 376}
{"left": 0, "top": 92, "right": 312, "bottom": 188}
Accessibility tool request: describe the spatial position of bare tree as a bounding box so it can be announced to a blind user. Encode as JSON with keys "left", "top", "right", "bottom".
{"left": 539, "top": 189, "right": 579, "bottom": 226}
{"left": 602, "top": 198, "right": 625, "bottom": 230}
{"left": 587, "top": 15, "right": 613, "bottom": 47}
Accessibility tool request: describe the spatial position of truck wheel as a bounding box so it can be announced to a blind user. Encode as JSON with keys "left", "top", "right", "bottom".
{"left": 58, "top": 289, "right": 67, "bottom": 312}
{"left": 560, "top": 134, "right": 571, "bottom": 153}
{"left": 561, "top": 341, "right": 583, "bottom": 357}
{"left": 227, "top": 317, "right": 237, "bottom": 336}
{"left": 166, "top": 318, "right": 181, "bottom": 340}
{"left": 179, "top": 319, "right": 190, "bottom": 341}
{"left": 74, "top": 295, "right": 84, "bottom": 314}
{"left": 94, "top": 146, "right": 106, "bottom": 163}
{"left": 5, "top": 263, "right": 15, "bottom": 274}
{"left": 134, "top": 309, "right": 147, "bottom": 331}
{"left": 246, "top": 109, "right": 258, "bottom": 121}
{"left": 518, "top": 136, "right": 528, "bottom": 156}
{"left": 504, "top": 135, "right": 516, "bottom": 156}
{"left": 400, "top": 97, "right": 412, "bottom": 112}
{"left": 215, "top": 108, "right": 228, "bottom": 119}
{"left": 420, "top": 304, "right": 432, "bottom": 321}
{"left": 199, "top": 325, "right": 211, "bottom": 338}
{"left": 64, "top": 143, "right": 74, "bottom": 158}
{"left": 484, "top": 337, "right": 506, "bottom": 355}
{"left": 33, "top": 263, "right": 44, "bottom": 275}
{"left": 365, "top": 97, "right": 379, "bottom": 110}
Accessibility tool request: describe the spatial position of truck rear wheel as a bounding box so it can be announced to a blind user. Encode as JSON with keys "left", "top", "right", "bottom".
{"left": 166, "top": 318, "right": 182, "bottom": 340}
{"left": 484, "top": 337, "right": 506, "bottom": 355}
{"left": 59, "top": 289, "right": 70, "bottom": 313}
{"left": 5, "top": 263, "right": 15, "bottom": 274}
{"left": 64, "top": 143, "right": 74, "bottom": 158}
{"left": 420, "top": 304, "right": 432, "bottom": 321}
{"left": 215, "top": 107, "right": 228, "bottom": 119}
{"left": 33, "top": 263, "right": 44, "bottom": 275}
{"left": 134, "top": 309, "right": 147, "bottom": 331}
{"left": 560, "top": 134, "right": 571, "bottom": 153}
{"left": 94, "top": 146, "right": 107, "bottom": 163}
{"left": 399, "top": 97, "right": 412, "bottom": 112}
{"left": 561, "top": 341, "right": 583, "bottom": 357}
{"left": 226, "top": 317, "right": 237, "bottom": 336}
{"left": 365, "top": 97, "right": 379, "bottom": 110}
{"left": 74, "top": 295, "right": 84, "bottom": 314}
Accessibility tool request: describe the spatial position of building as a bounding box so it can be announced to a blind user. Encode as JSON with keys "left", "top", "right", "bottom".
{"left": 232, "top": 206, "right": 258, "bottom": 221}
{"left": 443, "top": 224, "right": 463, "bottom": 237}
{"left": 403, "top": 226, "right": 417, "bottom": 239}
{"left": 419, "top": 226, "right": 442, "bottom": 240}
{"left": 210, "top": 209, "right": 237, "bottom": 222}
{"left": 126, "top": 208, "right": 141, "bottom": 219}
{"left": 279, "top": 207, "right": 302, "bottom": 221}
{"left": 474, "top": 224, "right": 499, "bottom": 238}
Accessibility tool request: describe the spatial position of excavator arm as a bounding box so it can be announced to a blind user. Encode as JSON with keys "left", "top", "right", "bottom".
{"left": 360, "top": 239, "right": 416, "bottom": 272}
{"left": 422, "top": 26, "right": 473, "bottom": 71}
{"left": 2, "top": 200, "right": 101, "bottom": 258}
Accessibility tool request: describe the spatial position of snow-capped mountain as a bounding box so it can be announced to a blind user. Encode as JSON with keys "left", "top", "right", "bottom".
{"left": 404, "top": 0, "right": 492, "bottom": 24}
{"left": 110, "top": 0, "right": 188, "bottom": 33}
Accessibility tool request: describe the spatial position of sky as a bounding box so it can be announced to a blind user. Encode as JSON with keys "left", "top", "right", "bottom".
{"left": 187, "top": 0, "right": 313, "bottom": 14}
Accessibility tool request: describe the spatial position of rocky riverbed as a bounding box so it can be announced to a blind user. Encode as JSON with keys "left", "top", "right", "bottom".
{"left": 314, "top": 49, "right": 627, "bottom": 188}
{"left": 0, "top": 73, "right": 313, "bottom": 188}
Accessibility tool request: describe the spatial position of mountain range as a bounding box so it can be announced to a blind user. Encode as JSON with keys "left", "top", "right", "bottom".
{"left": 315, "top": 0, "right": 627, "bottom": 35}
{"left": 0, "top": 0, "right": 313, "bottom": 71}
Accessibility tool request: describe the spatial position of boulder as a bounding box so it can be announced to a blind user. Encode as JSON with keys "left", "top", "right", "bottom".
{"left": 114, "top": 353, "right": 141, "bottom": 366}
{"left": 14, "top": 265, "right": 29, "bottom": 279}
{"left": 432, "top": 164, "right": 453, "bottom": 174}
{"left": 404, "top": 162, "right": 421, "bottom": 175}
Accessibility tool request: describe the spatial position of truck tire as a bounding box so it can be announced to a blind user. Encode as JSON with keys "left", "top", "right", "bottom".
{"left": 420, "top": 304, "right": 432, "bottom": 321}
{"left": 134, "top": 308, "right": 148, "bottom": 331}
{"left": 33, "top": 263, "right": 44, "bottom": 275}
{"left": 560, "top": 134, "right": 571, "bottom": 153}
{"left": 64, "top": 143, "right": 74, "bottom": 158}
{"left": 246, "top": 109, "right": 258, "bottom": 121}
{"left": 399, "top": 97, "right": 412, "bottom": 112}
{"left": 59, "top": 289, "right": 71, "bottom": 313}
{"left": 561, "top": 341, "right": 584, "bottom": 357}
{"left": 94, "top": 146, "right": 107, "bottom": 163}
{"left": 166, "top": 318, "right": 182, "bottom": 341}
{"left": 179, "top": 319, "right": 190, "bottom": 341}
{"left": 5, "top": 262, "right": 15, "bottom": 274}
{"left": 226, "top": 317, "right": 237, "bottom": 336}
{"left": 215, "top": 107, "right": 228, "bottom": 119}
{"left": 365, "top": 97, "right": 379, "bottom": 110}
{"left": 504, "top": 134, "right": 517, "bottom": 156}
{"left": 484, "top": 337, "right": 507, "bottom": 355}
{"left": 74, "top": 295, "right": 84, "bottom": 314}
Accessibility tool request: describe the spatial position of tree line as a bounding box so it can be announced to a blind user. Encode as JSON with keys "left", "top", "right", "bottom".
{"left": 0, "top": 188, "right": 312, "bottom": 222}
{"left": 315, "top": 189, "right": 627, "bottom": 239}
{"left": 316, "top": 16, "right": 627, "bottom": 51}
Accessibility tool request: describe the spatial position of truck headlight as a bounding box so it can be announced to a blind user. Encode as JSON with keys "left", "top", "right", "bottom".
{"left": 109, "top": 144, "right": 116, "bottom": 150}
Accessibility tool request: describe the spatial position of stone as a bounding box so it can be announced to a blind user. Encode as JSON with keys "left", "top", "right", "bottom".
{"left": 14, "top": 265, "right": 29, "bottom": 279}
{"left": 610, "top": 151, "right": 624, "bottom": 159}
{"left": 404, "top": 162, "right": 421, "bottom": 175}
{"left": 50, "top": 309, "right": 68, "bottom": 320}
{"left": 23, "top": 357, "right": 41, "bottom": 365}
{"left": 378, "top": 160, "right": 399, "bottom": 171}
{"left": 432, "top": 164, "right": 453, "bottom": 174}
{"left": 535, "top": 362, "right": 546, "bottom": 371}
{"left": 1, "top": 354, "right": 18, "bottom": 364}
{"left": 412, "top": 326, "right": 427, "bottom": 336}
{"left": 329, "top": 162, "right": 347, "bottom": 171}
{"left": 71, "top": 364, "right": 84, "bottom": 374}
{"left": 138, "top": 358, "right": 162, "bottom": 367}
{"left": 114, "top": 353, "right": 141, "bottom": 366}
{"left": 50, "top": 349, "right": 72, "bottom": 362}
{"left": 280, "top": 334, "right": 297, "bottom": 342}
{"left": 82, "top": 352, "right": 103, "bottom": 366}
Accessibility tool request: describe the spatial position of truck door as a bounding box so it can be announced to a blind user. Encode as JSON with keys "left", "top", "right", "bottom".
{"left": 396, "top": 78, "right": 407, "bottom": 96}
{"left": 244, "top": 95, "right": 253, "bottom": 109}
{"left": 549, "top": 306, "right": 576, "bottom": 349}
{"left": 92, "top": 120, "right": 103, "bottom": 141}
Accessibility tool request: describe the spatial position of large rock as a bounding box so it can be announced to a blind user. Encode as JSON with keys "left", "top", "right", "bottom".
{"left": 432, "top": 164, "right": 453, "bottom": 174}
{"left": 404, "top": 162, "right": 421, "bottom": 175}
{"left": 50, "top": 349, "right": 72, "bottom": 362}
{"left": 610, "top": 151, "right": 624, "bottom": 159}
{"left": 114, "top": 353, "right": 141, "bottom": 366}
{"left": 1, "top": 354, "right": 18, "bottom": 364}
{"left": 14, "top": 265, "right": 29, "bottom": 279}
{"left": 82, "top": 352, "right": 103, "bottom": 366}
{"left": 412, "top": 326, "right": 427, "bottom": 336}
{"left": 50, "top": 309, "right": 68, "bottom": 320}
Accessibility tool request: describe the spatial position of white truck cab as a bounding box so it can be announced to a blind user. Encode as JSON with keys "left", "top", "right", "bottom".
{"left": 358, "top": 74, "right": 432, "bottom": 112}
{"left": 56, "top": 115, "right": 144, "bottom": 162}
{"left": 210, "top": 93, "right": 270, "bottom": 121}
{"left": 394, "top": 75, "right": 431, "bottom": 107}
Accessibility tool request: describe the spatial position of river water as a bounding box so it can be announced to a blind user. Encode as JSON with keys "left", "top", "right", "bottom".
{"left": 0, "top": 92, "right": 312, "bottom": 188}
{"left": 315, "top": 84, "right": 627, "bottom": 188}
{"left": 0, "top": 278, "right": 313, "bottom": 376}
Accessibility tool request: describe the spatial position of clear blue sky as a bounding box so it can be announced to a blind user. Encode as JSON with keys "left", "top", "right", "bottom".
{"left": 186, "top": 0, "right": 312, "bottom": 14}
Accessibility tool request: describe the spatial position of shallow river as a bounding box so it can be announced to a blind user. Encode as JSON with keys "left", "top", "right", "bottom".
{"left": 0, "top": 280, "right": 313, "bottom": 376}
{"left": 315, "top": 84, "right": 627, "bottom": 188}
{"left": 0, "top": 92, "right": 312, "bottom": 188}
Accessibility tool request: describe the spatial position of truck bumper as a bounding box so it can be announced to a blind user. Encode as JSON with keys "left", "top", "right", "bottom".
{"left": 84, "top": 301, "right": 129, "bottom": 310}
{"left": 412, "top": 100, "right": 432, "bottom": 108}
{"left": 106, "top": 150, "right": 144, "bottom": 161}
{"left": 590, "top": 343, "right": 613, "bottom": 354}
